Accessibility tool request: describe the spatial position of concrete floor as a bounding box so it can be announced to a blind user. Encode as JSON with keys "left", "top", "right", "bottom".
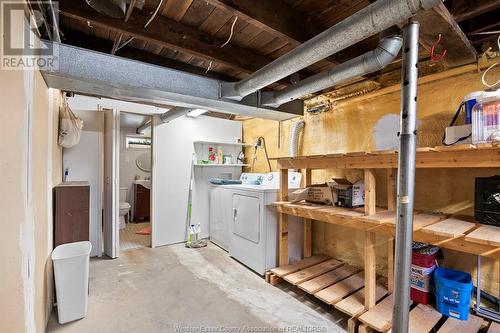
{"left": 47, "top": 243, "right": 348, "bottom": 333}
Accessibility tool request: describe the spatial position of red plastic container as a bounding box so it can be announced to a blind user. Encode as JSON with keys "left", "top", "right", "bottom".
{"left": 410, "top": 245, "right": 439, "bottom": 304}
{"left": 412, "top": 251, "right": 439, "bottom": 268}
{"left": 411, "top": 282, "right": 433, "bottom": 304}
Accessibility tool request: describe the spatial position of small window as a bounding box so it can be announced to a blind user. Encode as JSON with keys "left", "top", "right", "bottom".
{"left": 126, "top": 135, "right": 151, "bottom": 149}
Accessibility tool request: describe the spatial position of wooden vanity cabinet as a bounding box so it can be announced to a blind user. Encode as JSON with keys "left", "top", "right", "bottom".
{"left": 134, "top": 183, "right": 150, "bottom": 221}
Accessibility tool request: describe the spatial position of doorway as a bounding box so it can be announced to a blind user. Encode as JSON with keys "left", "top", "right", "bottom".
{"left": 118, "top": 112, "right": 153, "bottom": 251}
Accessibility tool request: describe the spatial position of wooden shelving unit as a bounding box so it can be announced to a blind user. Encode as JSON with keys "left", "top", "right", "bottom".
{"left": 268, "top": 144, "right": 500, "bottom": 333}
{"left": 194, "top": 163, "right": 249, "bottom": 167}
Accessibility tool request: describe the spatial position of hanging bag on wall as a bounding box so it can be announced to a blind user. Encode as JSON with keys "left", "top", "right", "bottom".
{"left": 58, "top": 98, "right": 83, "bottom": 148}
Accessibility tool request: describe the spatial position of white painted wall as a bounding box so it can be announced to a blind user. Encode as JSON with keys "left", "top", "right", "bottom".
{"left": 152, "top": 115, "right": 242, "bottom": 247}
{"left": 63, "top": 110, "right": 104, "bottom": 257}
{"left": 119, "top": 127, "right": 151, "bottom": 218}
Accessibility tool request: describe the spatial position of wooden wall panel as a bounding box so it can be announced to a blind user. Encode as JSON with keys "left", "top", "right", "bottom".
{"left": 243, "top": 65, "right": 500, "bottom": 295}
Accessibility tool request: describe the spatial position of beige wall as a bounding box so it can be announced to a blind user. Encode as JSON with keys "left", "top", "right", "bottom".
{"left": 243, "top": 65, "right": 500, "bottom": 295}
{"left": 0, "top": 14, "right": 62, "bottom": 333}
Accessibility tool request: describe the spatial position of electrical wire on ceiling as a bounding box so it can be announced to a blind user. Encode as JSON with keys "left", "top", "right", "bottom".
{"left": 144, "top": 0, "right": 165, "bottom": 28}
{"left": 205, "top": 61, "right": 213, "bottom": 74}
{"left": 115, "top": 0, "right": 164, "bottom": 53}
{"left": 220, "top": 16, "right": 238, "bottom": 49}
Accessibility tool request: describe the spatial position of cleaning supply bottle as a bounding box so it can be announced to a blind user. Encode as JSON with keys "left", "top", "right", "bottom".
{"left": 217, "top": 146, "right": 223, "bottom": 164}
{"left": 208, "top": 147, "right": 216, "bottom": 163}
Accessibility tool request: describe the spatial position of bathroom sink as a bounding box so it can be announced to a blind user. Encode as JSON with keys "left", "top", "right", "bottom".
{"left": 134, "top": 180, "right": 151, "bottom": 189}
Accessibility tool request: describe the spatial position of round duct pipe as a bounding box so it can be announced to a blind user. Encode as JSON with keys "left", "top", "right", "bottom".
{"left": 289, "top": 120, "right": 305, "bottom": 158}
{"left": 86, "top": 0, "right": 126, "bottom": 19}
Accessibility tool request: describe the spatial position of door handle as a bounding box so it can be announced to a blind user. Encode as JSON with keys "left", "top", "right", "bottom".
{"left": 233, "top": 208, "right": 237, "bottom": 222}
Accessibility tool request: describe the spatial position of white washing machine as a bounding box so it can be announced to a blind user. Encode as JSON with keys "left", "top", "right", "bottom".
{"left": 209, "top": 173, "right": 266, "bottom": 251}
{"left": 228, "top": 172, "right": 302, "bottom": 275}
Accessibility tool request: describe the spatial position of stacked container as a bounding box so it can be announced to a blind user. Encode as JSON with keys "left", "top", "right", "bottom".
{"left": 434, "top": 267, "right": 473, "bottom": 320}
{"left": 410, "top": 242, "right": 439, "bottom": 304}
{"left": 472, "top": 90, "right": 500, "bottom": 144}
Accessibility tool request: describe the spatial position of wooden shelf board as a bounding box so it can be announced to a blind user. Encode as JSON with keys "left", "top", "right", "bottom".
{"left": 488, "top": 321, "right": 500, "bottom": 333}
{"left": 334, "top": 283, "right": 388, "bottom": 317}
{"left": 271, "top": 145, "right": 500, "bottom": 169}
{"left": 283, "top": 258, "right": 343, "bottom": 285}
{"left": 421, "top": 218, "right": 476, "bottom": 238}
{"left": 270, "top": 255, "right": 330, "bottom": 277}
{"left": 437, "top": 314, "right": 483, "bottom": 333}
{"left": 273, "top": 201, "right": 370, "bottom": 226}
{"left": 387, "top": 304, "right": 441, "bottom": 333}
{"left": 359, "top": 210, "right": 396, "bottom": 224}
{"left": 383, "top": 212, "right": 447, "bottom": 231}
{"left": 434, "top": 144, "right": 477, "bottom": 152}
{"left": 358, "top": 294, "right": 395, "bottom": 332}
{"left": 314, "top": 271, "right": 365, "bottom": 305}
{"left": 194, "top": 163, "right": 249, "bottom": 167}
{"left": 298, "top": 264, "right": 359, "bottom": 294}
{"left": 465, "top": 225, "right": 500, "bottom": 247}
{"left": 274, "top": 201, "right": 500, "bottom": 258}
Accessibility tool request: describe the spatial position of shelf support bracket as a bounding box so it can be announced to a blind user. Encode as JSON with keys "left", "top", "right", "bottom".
{"left": 279, "top": 169, "right": 289, "bottom": 266}
{"left": 303, "top": 169, "right": 312, "bottom": 258}
{"left": 392, "top": 19, "right": 419, "bottom": 333}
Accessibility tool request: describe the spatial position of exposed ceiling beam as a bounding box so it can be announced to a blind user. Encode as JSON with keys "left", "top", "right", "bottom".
{"left": 460, "top": 8, "right": 500, "bottom": 34}
{"left": 451, "top": 0, "right": 500, "bottom": 22}
{"left": 203, "top": 0, "right": 369, "bottom": 65}
{"left": 416, "top": 3, "right": 477, "bottom": 66}
{"left": 58, "top": 0, "right": 274, "bottom": 75}
{"left": 204, "top": 0, "right": 318, "bottom": 45}
{"left": 41, "top": 42, "right": 303, "bottom": 121}
{"left": 62, "top": 29, "right": 239, "bottom": 82}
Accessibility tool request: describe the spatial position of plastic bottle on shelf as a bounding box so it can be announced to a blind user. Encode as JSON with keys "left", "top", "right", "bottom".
{"left": 217, "top": 146, "right": 223, "bottom": 164}
{"left": 472, "top": 90, "right": 500, "bottom": 144}
{"left": 208, "top": 147, "right": 216, "bottom": 163}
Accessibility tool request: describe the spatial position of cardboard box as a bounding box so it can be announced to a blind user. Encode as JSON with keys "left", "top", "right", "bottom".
{"left": 331, "top": 178, "right": 364, "bottom": 208}
{"left": 291, "top": 183, "right": 334, "bottom": 205}
{"left": 306, "top": 183, "right": 334, "bottom": 205}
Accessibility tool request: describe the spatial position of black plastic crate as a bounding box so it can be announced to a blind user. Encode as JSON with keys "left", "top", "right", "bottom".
{"left": 475, "top": 176, "right": 500, "bottom": 226}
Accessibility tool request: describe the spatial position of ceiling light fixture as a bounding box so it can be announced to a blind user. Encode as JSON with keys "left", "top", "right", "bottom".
{"left": 186, "top": 108, "right": 208, "bottom": 118}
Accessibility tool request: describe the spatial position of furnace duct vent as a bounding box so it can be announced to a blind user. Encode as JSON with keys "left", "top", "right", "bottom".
{"left": 86, "top": 0, "right": 126, "bottom": 19}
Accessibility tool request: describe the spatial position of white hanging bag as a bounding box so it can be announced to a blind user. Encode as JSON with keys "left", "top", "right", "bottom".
{"left": 58, "top": 98, "right": 83, "bottom": 148}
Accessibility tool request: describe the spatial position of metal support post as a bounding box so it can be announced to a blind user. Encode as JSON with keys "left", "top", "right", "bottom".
{"left": 392, "top": 20, "right": 419, "bottom": 333}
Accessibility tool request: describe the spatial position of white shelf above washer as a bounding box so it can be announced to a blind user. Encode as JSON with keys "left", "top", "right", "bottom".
{"left": 193, "top": 140, "right": 253, "bottom": 147}
{"left": 194, "top": 163, "right": 249, "bottom": 167}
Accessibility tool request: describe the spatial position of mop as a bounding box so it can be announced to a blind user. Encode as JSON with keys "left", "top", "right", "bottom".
{"left": 185, "top": 154, "right": 207, "bottom": 248}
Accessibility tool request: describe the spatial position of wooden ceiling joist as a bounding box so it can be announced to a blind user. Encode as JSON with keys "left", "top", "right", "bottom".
{"left": 59, "top": 0, "right": 272, "bottom": 75}
{"left": 451, "top": 0, "right": 500, "bottom": 23}
{"left": 202, "top": 0, "right": 368, "bottom": 66}
{"left": 203, "top": 0, "right": 318, "bottom": 45}
{"left": 416, "top": 3, "right": 477, "bottom": 67}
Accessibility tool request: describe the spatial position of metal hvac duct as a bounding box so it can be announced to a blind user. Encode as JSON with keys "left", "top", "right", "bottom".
{"left": 41, "top": 43, "right": 303, "bottom": 121}
{"left": 262, "top": 34, "right": 403, "bottom": 107}
{"left": 221, "top": 0, "right": 440, "bottom": 100}
{"left": 159, "top": 107, "right": 194, "bottom": 123}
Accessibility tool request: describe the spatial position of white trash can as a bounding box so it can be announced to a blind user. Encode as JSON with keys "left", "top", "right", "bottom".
{"left": 52, "top": 241, "right": 92, "bottom": 324}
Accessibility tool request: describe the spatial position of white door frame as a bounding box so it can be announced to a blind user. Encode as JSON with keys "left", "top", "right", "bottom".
{"left": 103, "top": 108, "right": 120, "bottom": 258}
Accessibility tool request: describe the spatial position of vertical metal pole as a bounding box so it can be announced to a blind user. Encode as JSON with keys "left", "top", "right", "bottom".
{"left": 476, "top": 255, "right": 481, "bottom": 311}
{"left": 392, "top": 20, "right": 419, "bottom": 333}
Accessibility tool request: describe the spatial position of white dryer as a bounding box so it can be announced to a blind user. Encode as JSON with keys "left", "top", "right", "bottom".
{"left": 209, "top": 173, "right": 265, "bottom": 251}
{"left": 229, "top": 172, "right": 302, "bottom": 275}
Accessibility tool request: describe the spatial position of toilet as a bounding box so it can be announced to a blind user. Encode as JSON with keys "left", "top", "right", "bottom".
{"left": 119, "top": 187, "right": 131, "bottom": 229}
